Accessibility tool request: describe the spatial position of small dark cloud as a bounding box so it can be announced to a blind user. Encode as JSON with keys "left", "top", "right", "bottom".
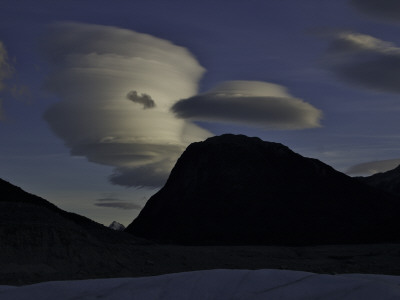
{"left": 322, "top": 31, "right": 400, "bottom": 93}
{"left": 346, "top": 158, "right": 400, "bottom": 175}
{"left": 172, "top": 81, "right": 322, "bottom": 130}
{"left": 350, "top": 0, "right": 400, "bottom": 22}
{"left": 127, "top": 90, "right": 156, "bottom": 109}
{"left": 95, "top": 202, "right": 142, "bottom": 210}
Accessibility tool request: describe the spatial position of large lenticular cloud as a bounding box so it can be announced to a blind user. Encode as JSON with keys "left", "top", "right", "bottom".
{"left": 43, "top": 23, "right": 211, "bottom": 187}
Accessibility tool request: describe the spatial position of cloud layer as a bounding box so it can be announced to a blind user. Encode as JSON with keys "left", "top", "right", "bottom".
{"left": 43, "top": 23, "right": 211, "bottom": 187}
{"left": 346, "top": 158, "right": 400, "bottom": 175}
{"left": 350, "top": 0, "right": 400, "bottom": 22}
{"left": 172, "top": 81, "right": 322, "bottom": 130}
{"left": 323, "top": 31, "right": 400, "bottom": 93}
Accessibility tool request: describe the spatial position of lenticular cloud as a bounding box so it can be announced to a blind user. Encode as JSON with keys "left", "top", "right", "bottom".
{"left": 43, "top": 23, "right": 322, "bottom": 188}
{"left": 43, "top": 23, "right": 211, "bottom": 187}
{"left": 172, "top": 81, "right": 322, "bottom": 130}
{"left": 323, "top": 31, "right": 400, "bottom": 94}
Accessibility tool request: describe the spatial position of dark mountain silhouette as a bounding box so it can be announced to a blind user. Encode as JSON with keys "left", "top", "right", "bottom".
{"left": 126, "top": 134, "right": 400, "bottom": 245}
{"left": 0, "top": 178, "right": 142, "bottom": 285}
{"left": 0, "top": 178, "right": 104, "bottom": 230}
{"left": 3, "top": 144, "right": 400, "bottom": 286}
{"left": 357, "top": 165, "right": 400, "bottom": 197}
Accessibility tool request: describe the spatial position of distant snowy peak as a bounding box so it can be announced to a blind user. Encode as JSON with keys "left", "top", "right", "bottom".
{"left": 108, "top": 221, "right": 125, "bottom": 231}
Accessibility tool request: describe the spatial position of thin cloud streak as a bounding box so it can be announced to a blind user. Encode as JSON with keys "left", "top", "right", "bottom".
{"left": 95, "top": 202, "right": 142, "bottom": 210}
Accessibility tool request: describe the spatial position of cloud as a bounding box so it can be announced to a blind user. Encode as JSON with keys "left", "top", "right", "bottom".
{"left": 127, "top": 90, "right": 156, "bottom": 109}
{"left": 346, "top": 158, "right": 400, "bottom": 175}
{"left": 42, "top": 22, "right": 212, "bottom": 187}
{"left": 0, "top": 41, "right": 14, "bottom": 120}
{"left": 322, "top": 31, "right": 400, "bottom": 93}
{"left": 96, "top": 197, "right": 123, "bottom": 202}
{"left": 95, "top": 201, "right": 142, "bottom": 210}
{"left": 350, "top": 0, "right": 400, "bottom": 22}
{"left": 172, "top": 81, "right": 322, "bottom": 130}
{"left": 94, "top": 195, "right": 144, "bottom": 210}
{"left": 109, "top": 161, "right": 176, "bottom": 187}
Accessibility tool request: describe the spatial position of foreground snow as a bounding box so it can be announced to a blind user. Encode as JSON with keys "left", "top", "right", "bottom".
{"left": 1, "top": 269, "right": 400, "bottom": 299}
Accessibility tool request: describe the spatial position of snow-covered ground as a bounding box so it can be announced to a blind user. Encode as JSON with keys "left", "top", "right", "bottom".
{"left": 1, "top": 269, "right": 400, "bottom": 299}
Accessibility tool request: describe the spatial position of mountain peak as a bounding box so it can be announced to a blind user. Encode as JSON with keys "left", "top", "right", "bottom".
{"left": 126, "top": 134, "right": 400, "bottom": 245}
{"left": 109, "top": 221, "right": 126, "bottom": 231}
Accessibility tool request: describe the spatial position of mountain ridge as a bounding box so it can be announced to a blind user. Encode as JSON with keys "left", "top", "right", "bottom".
{"left": 127, "top": 134, "right": 400, "bottom": 245}
{"left": 357, "top": 165, "right": 400, "bottom": 197}
{"left": 3, "top": 135, "right": 400, "bottom": 285}
{"left": 0, "top": 177, "right": 143, "bottom": 285}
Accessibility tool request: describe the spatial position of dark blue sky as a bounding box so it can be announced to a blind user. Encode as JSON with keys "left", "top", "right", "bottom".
{"left": 1, "top": 0, "right": 400, "bottom": 225}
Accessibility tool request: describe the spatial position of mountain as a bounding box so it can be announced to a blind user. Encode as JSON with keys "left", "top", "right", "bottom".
{"left": 126, "top": 134, "right": 400, "bottom": 245}
{"left": 109, "top": 221, "right": 126, "bottom": 231}
{"left": 357, "top": 165, "right": 400, "bottom": 197}
{"left": 3, "top": 174, "right": 400, "bottom": 285}
{"left": 0, "top": 178, "right": 141, "bottom": 285}
{"left": 0, "top": 178, "right": 105, "bottom": 230}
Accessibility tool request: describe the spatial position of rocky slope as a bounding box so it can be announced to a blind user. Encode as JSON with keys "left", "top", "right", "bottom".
{"left": 357, "top": 165, "right": 400, "bottom": 197}
{"left": 0, "top": 178, "right": 141, "bottom": 285}
{"left": 127, "top": 134, "right": 400, "bottom": 245}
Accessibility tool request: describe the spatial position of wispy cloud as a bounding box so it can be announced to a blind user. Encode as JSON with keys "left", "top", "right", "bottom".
{"left": 96, "top": 197, "right": 123, "bottom": 202}
{"left": 350, "top": 0, "right": 400, "bottom": 22}
{"left": 95, "top": 201, "right": 142, "bottom": 210}
{"left": 94, "top": 194, "right": 145, "bottom": 210}
{"left": 322, "top": 31, "right": 400, "bottom": 94}
{"left": 172, "top": 81, "right": 322, "bottom": 130}
{"left": 42, "top": 22, "right": 211, "bottom": 187}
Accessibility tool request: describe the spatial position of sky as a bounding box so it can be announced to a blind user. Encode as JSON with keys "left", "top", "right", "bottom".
{"left": 1, "top": 0, "right": 400, "bottom": 226}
